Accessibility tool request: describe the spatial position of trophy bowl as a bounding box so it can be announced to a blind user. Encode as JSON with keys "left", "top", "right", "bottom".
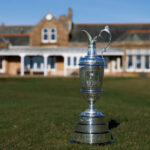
{"left": 79, "top": 55, "right": 104, "bottom": 117}
{"left": 80, "top": 56, "right": 104, "bottom": 103}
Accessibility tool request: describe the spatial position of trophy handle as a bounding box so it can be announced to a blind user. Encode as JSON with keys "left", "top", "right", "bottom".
{"left": 98, "top": 26, "right": 112, "bottom": 55}
{"left": 81, "top": 26, "right": 112, "bottom": 56}
{"left": 81, "top": 30, "right": 93, "bottom": 45}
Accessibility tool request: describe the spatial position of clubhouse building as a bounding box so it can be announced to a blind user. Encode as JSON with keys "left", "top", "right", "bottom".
{"left": 0, "top": 8, "right": 150, "bottom": 76}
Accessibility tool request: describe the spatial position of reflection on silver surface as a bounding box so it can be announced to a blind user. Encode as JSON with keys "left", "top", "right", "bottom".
{"left": 75, "top": 122, "right": 108, "bottom": 133}
{"left": 74, "top": 130, "right": 111, "bottom": 144}
{"left": 79, "top": 114, "right": 106, "bottom": 125}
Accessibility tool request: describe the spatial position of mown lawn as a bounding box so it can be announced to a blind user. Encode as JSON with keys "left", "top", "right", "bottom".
{"left": 0, "top": 77, "right": 149, "bottom": 150}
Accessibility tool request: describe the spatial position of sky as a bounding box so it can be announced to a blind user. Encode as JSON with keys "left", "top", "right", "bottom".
{"left": 0, "top": 0, "right": 149, "bottom": 25}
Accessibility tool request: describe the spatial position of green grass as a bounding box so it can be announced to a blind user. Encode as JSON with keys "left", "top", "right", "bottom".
{"left": 0, "top": 77, "right": 149, "bottom": 150}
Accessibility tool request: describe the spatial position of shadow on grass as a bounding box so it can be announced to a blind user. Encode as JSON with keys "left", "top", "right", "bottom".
{"left": 109, "top": 119, "right": 120, "bottom": 129}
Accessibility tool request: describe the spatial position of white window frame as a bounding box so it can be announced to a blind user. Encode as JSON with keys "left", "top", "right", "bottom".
{"left": 50, "top": 28, "right": 57, "bottom": 43}
{"left": 104, "top": 56, "right": 110, "bottom": 72}
{"left": 47, "top": 56, "right": 56, "bottom": 71}
{"left": 42, "top": 27, "right": 57, "bottom": 43}
{"left": 117, "top": 57, "right": 123, "bottom": 72}
{"left": 135, "top": 55, "right": 142, "bottom": 72}
{"left": 42, "top": 28, "right": 49, "bottom": 43}
{"left": 112, "top": 57, "right": 117, "bottom": 72}
{"left": 66, "top": 55, "right": 80, "bottom": 69}
{"left": 0, "top": 57, "right": 5, "bottom": 73}
{"left": 36, "top": 56, "right": 44, "bottom": 71}
{"left": 144, "top": 55, "right": 150, "bottom": 72}
{"left": 126, "top": 49, "right": 150, "bottom": 72}
{"left": 126, "top": 49, "right": 136, "bottom": 72}
{"left": 71, "top": 56, "right": 79, "bottom": 68}
{"left": 28, "top": 56, "right": 44, "bottom": 72}
{"left": 67, "top": 56, "right": 71, "bottom": 66}
{"left": 126, "top": 55, "right": 134, "bottom": 72}
{"left": 73, "top": 56, "right": 77, "bottom": 66}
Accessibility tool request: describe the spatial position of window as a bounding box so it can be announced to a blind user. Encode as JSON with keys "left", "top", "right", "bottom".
{"left": 24, "top": 56, "right": 29, "bottom": 69}
{"left": 67, "top": 57, "right": 71, "bottom": 66}
{"left": 74, "top": 57, "right": 77, "bottom": 66}
{"left": 104, "top": 57, "right": 109, "bottom": 69}
{"left": 112, "top": 57, "right": 117, "bottom": 71}
{"left": 50, "top": 28, "right": 57, "bottom": 42}
{"left": 48, "top": 57, "right": 56, "bottom": 69}
{"left": 37, "top": 56, "right": 43, "bottom": 69}
{"left": 30, "top": 57, "right": 34, "bottom": 69}
{"left": 42, "top": 27, "right": 57, "bottom": 43}
{"left": 51, "top": 57, "right": 56, "bottom": 69}
{"left": 119, "top": 57, "right": 123, "bottom": 69}
{"left": 0, "top": 57, "right": 2, "bottom": 69}
{"left": 145, "top": 56, "right": 150, "bottom": 69}
{"left": 128, "top": 55, "right": 133, "bottom": 69}
{"left": 42, "top": 28, "right": 48, "bottom": 43}
{"left": 136, "top": 55, "right": 141, "bottom": 69}
{"left": 0, "top": 57, "right": 5, "bottom": 73}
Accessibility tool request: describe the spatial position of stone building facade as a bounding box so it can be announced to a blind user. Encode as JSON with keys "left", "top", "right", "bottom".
{"left": 0, "top": 8, "right": 150, "bottom": 76}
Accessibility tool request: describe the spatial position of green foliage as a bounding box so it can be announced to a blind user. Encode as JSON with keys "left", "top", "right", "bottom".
{"left": 0, "top": 77, "right": 149, "bottom": 150}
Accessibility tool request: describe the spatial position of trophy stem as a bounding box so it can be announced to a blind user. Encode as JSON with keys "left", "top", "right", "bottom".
{"left": 88, "top": 104, "right": 96, "bottom": 116}
{"left": 89, "top": 103, "right": 94, "bottom": 109}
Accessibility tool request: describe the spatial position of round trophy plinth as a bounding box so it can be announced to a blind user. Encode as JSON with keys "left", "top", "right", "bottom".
{"left": 71, "top": 115, "right": 114, "bottom": 145}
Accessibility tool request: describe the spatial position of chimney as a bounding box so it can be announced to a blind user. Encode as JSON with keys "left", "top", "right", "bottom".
{"left": 68, "top": 8, "right": 72, "bottom": 31}
{"left": 68, "top": 8, "right": 72, "bottom": 21}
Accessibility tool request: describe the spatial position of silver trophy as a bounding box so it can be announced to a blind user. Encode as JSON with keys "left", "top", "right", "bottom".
{"left": 71, "top": 26, "right": 114, "bottom": 144}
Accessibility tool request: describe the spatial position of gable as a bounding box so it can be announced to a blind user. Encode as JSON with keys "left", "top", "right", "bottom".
{"left": 29, "top": 13, "right": 69, "bottom": 46}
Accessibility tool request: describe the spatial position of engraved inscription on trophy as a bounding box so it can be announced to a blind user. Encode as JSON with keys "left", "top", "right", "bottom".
{"left": 86, "top": 71, "right": 96, "bottom": 88}
{"left": 81, "top": 70, "right": 101, "bottom": 90}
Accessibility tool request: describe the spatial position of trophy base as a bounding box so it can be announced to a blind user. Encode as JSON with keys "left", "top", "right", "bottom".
{"left": 71, "top": 111, "right": 114, "bottom": 145}
{"left": 70, "top": 138, "right": 114, "bottom": 145}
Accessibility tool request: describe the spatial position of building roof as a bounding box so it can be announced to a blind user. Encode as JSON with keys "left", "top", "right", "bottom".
{"left": 116, "top": 29, "right": 150, "bottom": 42}
{"left": 116, "top": 33, "right": 150, "bottom": 42}
{"left": 0, "top": 26, "right": 33, "bottom": 34}
{"left": 0, "top": 26, "right": 32, "bottom": 46}
{"left": 2, "top": 36, "right": 29, "bottom": 45}
{"left": 0, "top": 36, "right": 7, "bottom": 44}
{"left": 0, "top": 46, "right": 123, "bottom": 56}
{"left": 70, "top": 23, "right": 150, "bottom": 42}
{"left": 0, "top": 23, "right": 150, "bottom": 46}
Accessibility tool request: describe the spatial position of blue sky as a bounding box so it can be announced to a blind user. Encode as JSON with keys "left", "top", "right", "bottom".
{"left": 0, "top": 0, "right": 149, "bottom": 25}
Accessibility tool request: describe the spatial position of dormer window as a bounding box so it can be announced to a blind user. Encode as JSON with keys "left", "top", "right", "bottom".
{"left": 42, "top": 27, "right": 57, "bottom": 43}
